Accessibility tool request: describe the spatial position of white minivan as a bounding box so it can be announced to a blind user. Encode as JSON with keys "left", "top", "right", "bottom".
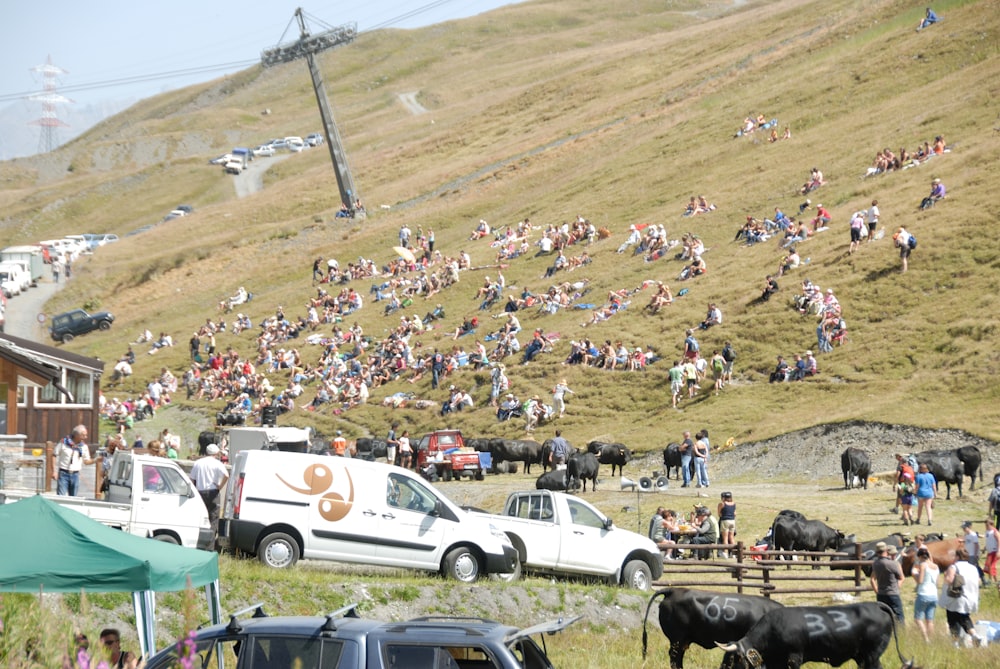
{"left": 220, "top": 451, "right": 517, "bottom": 582}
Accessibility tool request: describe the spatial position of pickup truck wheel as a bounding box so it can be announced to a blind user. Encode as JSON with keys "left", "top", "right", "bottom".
{"left": 153, "top": 534, "right": 179, "bottom": 545}
{"left": 491, "top": 558, "right": 522, "bottom": 583}
{"left": 474, "top": 471, "right": 485, "bottom": 481}
{"left": 259, "top": 532, "right": 299, "bottom": 568}
{"left": 444, "top": 547, "right": 481, "bottom": 582}
{"left": 623, "top": 559, "right": 653, "bottom": 591}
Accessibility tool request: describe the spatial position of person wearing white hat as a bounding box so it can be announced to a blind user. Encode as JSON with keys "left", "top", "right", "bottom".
{"left": 552, "top": 379, "right": 574, "bottom": 419}
{"left": 190, "top": 444, "right": 229, "bottom": 548}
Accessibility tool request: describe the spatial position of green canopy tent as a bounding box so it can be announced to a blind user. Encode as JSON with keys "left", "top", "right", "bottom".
{"left": 0, "top": 495, "right": 222, "bottom": 658}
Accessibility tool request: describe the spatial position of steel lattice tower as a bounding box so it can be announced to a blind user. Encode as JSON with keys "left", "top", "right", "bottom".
{"left": 28, "top": 55, "right": 72, "bottom": 154}
{"left": 262, "top": 9, "right": 360, "bottom": 213}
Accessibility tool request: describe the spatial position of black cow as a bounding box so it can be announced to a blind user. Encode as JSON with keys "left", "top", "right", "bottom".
{"left": 916, "top": 449, "right": 964, "bottom": 499}
{"left": 464, "top": 437, "right": 493, "bottom": 453}
{"left": 490, "top": 438, "right": 544, "bottom": 474}
{"left": 956, "top": 445, "right": 982, "bottom": 490}
{"left": 718, "top": 602, "right": 914, "bottom": 669}
{"left": 540, "top": 439, "right": 578, "bottom": 472}
{"left": 354, "top": 437, "right": 388, "bottom": 462}
{"left": 772, "top": 515, "right": 847, "bottom": 562}
{"left": 588, "top": 441, "right": 633, "bottom": 477}
{"left": 641, "top": 587, "right": 784, "bottom": 669}
{"left": 567, "top": 452, "right": 600, "bottom": 492}
{"left": 830, "top": 534, "right": 905, "bottom": 577}
{"left": 197, "top": 430, "right": 217, "bottom": 456}
{"left": 662, "top": 443, "right": 692, "bottom": 481}
{"left": 535, "top": 469, "right": 568, "bottom": 491}
{"left": 763, "top": 510, "right": 806, "bottom": 549}
{"left": 840, "top": 447, "right": 871, "bottom": 490}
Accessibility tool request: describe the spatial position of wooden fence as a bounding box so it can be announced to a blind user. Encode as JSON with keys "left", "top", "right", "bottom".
{"left": 654, "top": 542, "right": 871, "bottom": 598}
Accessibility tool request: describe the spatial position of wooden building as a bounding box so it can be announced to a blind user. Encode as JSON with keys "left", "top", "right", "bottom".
{"left": 0, "top": 333, "right": 104, "bottom": 445}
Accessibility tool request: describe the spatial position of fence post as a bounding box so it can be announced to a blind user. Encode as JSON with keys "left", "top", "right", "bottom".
{"left": 762, "top": 559, "right": 772, "bottom": 598}
{"left": 44, "top": 441, "right": 54, "bottom": 493}
{"left": 854, "top": 541, "right": 863, "bottom": 591}
{"left": 735, "top": 541, "right": 744, "bottom": 594}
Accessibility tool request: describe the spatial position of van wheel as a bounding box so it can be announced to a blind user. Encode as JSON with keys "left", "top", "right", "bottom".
{"left": 623, "top": 559, "right": 653, "bottom": 591}
{"left": 443, "top": 547, "right": 481, "bottom": 582}
{"left": 153, "top": 534, "right": 180, "bottom": 545}
{"left": 491, "top": 558, "right": 522, "bottom": 583}
{"left": 259, "top": 532, "right": 299, "bottom": 568}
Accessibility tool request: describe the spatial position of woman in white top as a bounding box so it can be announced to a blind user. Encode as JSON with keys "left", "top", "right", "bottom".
{"left": 397, "top": 431, "right": 412, "bottom": 470}
{"left": 940, "top": 547, "right": 984, "bottom": 646}
{"left": 910, "top": 547, "right": 939, "bottom": 642}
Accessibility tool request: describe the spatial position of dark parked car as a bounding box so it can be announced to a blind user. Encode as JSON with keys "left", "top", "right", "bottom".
{"left": 50, "top": 308, "right": 114, "bottom": 343}
{"left": 143, "top": 603, "right": 578, "bottom": 669}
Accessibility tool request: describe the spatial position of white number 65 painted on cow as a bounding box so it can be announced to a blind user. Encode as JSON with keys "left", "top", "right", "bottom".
{"left": 704, "top": 596, "right": 739, "bottom": 623}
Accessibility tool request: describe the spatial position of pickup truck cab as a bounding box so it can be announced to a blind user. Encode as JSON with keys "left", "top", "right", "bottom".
{"left": 221, "top": 450, "right": 516, "bottom": 580}
{"left": 475, "top": 490, "right": 663, "bottom": 590}
{"left": 144, "top": 603, "right": 578, "bottom": 669}
{"left": 416, "top": 430, "right": 486, "bottom": 481}
{"left": 0, "top": 451, "right": 212, "bottom": 549}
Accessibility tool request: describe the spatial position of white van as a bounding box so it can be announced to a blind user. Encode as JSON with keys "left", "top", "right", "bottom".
{"left": 220, "top": 451, "right": 517, "bottom": 582}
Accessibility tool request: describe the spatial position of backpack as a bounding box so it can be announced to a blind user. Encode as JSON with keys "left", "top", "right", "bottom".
{"left": 687, "top": 337, "right": 700, "bottom": 352}
{"left": 947, "top": 569, "right": 966, "bottom": 598}
{"left": 907, "top": 234, "right": 917, "bottom": 249}
{"left": 722, "top": 345, "right": 736, "bottom": 362}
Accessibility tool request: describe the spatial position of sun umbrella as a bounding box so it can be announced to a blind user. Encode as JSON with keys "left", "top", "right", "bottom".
{"left": 393, "top": 246, "right": 416, "bottom": 263}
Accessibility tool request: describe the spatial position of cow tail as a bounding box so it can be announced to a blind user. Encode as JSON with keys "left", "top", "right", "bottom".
{"left": 641, "top": 588, "right": 669, "bottom": 659}
{"left": 879, "top": 601, "right": 915, "bottom": 668}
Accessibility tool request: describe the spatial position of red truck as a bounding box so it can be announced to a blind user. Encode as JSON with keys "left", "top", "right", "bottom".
{"left": 415, "top": 430, "right": 487, "bottom": 481}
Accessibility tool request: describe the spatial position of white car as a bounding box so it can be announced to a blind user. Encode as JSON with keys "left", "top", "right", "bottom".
{"left": 97, "top": 233, "right": 120, "bottom": 246}
{"left": 268, "top": 138, "right": 287, "bottom": 150}
{"left": 305, "top": 133, "right": 324, "bottom": 147}
{"left": 284, "top": 136, "right": 305, "bottom": 152}
{"left": 252, "top": 144, "right": 275, "bottom": 157}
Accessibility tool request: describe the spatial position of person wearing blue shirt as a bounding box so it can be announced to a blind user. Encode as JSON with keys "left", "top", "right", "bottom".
{"left": 917, "top": 8, "right": 939, "bottom": 31}
{"left": 915, "top": 463, "right": 938, "bottom": 526}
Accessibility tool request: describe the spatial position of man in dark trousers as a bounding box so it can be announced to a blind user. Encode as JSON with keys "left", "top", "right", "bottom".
{"left": 871, "top": 541, "right": 905, "bottom": 622}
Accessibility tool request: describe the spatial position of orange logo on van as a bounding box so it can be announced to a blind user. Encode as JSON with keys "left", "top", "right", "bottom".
{"left": 276, "top": 463, "right": 354, "bottom": 521}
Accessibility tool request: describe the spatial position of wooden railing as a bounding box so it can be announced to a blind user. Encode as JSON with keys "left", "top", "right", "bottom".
{"left": 655, "top": 542, "right": 871, "bottom": 597}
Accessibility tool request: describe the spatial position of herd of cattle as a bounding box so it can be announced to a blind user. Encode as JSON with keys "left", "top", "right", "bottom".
{"left": 643, "top": 587, "right": 916, "bottom": 669}
{"left": 841, "top": 444, "right": 983, "bottom": 498}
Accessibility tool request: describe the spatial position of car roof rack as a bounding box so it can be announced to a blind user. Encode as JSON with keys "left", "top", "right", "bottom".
{"left": 406, "top": 615, "right": 499, "bottom": 625}
{"left": 225, "top": 603, "right": 267, "bottom": 633}
{"left": 321, "top": 602, "right": 361, "bottom": 633}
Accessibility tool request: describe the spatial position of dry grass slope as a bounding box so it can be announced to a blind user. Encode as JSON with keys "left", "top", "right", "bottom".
{"left": 1, "top": 0, "right": 998, "bottom": 454}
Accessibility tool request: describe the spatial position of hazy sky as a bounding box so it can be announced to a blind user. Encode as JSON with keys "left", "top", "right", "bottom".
{"left": 1, "top": 0, "right": 526, "bottom": 108}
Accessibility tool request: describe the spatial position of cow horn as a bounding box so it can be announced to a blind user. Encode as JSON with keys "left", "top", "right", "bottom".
{"left": 715, "top": 642, "right": 738, "bottom": 652}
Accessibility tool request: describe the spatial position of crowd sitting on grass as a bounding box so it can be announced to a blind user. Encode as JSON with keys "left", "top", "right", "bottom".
{"left": 683, "top": 195, "right": 717, "bottom": 216}
{"left": 863, "top": 134, "right": 948, "bottom": 177}
{"left": 799, "top": 167, "right": 826, "bottom": 194}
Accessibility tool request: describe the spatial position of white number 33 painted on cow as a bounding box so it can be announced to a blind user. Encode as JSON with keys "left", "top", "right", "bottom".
{"left": 804, "top": 611, "right": 851, "bottom": 637}
{"left": 704, "top": 596, "right": 740, "bottom": 623}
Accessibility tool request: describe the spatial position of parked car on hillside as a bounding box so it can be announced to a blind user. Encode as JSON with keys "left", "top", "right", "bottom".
{"left": 162, "top": 209, "right": 188, "bottom": 222}
{"left": 285, "top": 136, "right": 305, "bottom": 152}
{"left": 49, "top": 308, "right": 115, "bottom": 343}
{"left": 252, "top": 144, "right": 275, "bottom": 157}
{"left": 0, "top": 270, "right": 21, "bottom": 298}
{"left": 97, "top": 233, "right": 120, "bottom": 245}
{"left": 143, "top": 603, "right": 579, "bottom": 669}
{"left": 267, "top": 138, "right": 288, "bottom": 150}
{"left": 0, "top": 263, "right": 31, "bottom": 293}
{"left": 305, "top": 132, "right": 324, "bottom": 146}
{"left": 175, "top": 204, "right": 194, "bottom": 214}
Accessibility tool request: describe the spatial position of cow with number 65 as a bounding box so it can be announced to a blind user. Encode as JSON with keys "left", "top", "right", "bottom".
{"left": 642, "top": 587, "right": 783, "bottom": 669}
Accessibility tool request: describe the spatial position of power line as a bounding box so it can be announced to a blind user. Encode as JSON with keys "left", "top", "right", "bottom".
{"left": 0, "top": 0, "right": 471, "bottom": 104}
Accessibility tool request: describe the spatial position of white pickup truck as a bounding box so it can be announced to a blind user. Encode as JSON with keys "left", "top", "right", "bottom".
{"left": 474, "top": 490, "right": 663, "bottom": 590}
{"left": 0, "top": 451, "right": 212, "bottom": 549}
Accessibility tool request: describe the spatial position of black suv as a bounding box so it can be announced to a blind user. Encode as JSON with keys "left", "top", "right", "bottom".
{"left": 49, "top": 308, "right": 114, "bottom": 343}
{"left": 144, "top": 604, "right": 577, "bottom": 669}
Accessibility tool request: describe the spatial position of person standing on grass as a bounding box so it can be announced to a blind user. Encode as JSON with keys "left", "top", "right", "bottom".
{"left": 52, "top": 425, "right": 95, "bottom": 496}
{"left": 669, "top": 360, "right": 684, "bottom": 408}
{"left": 717, "top": 492, "right": 736, "bottom": 558}
{"left": 866, "top": 199, "right": 880, "bottom": 242}
{"left": 679, "top": 431, "right": 694, "bottom": 488}
{"left": 910, "top": 546, "right": 939, "bottom": 642}
{"left": 849, "top": 210, "right": 865, "bottom": 255}
{"left": 871, "top": 542, "right": 905, "bottom": 622}
{"left": 983, "top": 519, "right": 1000, "bottom": 585}
{"left": 552, "top": 379, "right": 574, "bottom": 418}
{"left": 894, "top": 226, "right": 913, "bottom": 272}
{"left": 941, "top": 547, "right": 985, "bottom": 647}
{"left": 914, "top": 463, "right": 936, "bottom": 526}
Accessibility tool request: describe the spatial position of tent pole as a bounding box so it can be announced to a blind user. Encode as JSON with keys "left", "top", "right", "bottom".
{"left": 205, "top": 579, "right": 222, "bottom": 625}
{"left": 132, "top": 590, "right": 156, "bottom": 659}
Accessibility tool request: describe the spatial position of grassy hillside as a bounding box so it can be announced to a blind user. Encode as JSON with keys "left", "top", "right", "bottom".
{"left": 2, "top": 0, "right": 999, "bottom": 450}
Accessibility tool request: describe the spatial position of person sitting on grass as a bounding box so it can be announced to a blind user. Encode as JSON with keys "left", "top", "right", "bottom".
{"left": 917, "top": 7, "right": 939, "bottom": 31}
{"left": 760, "top": 274, "right": 779, "bottom": 302}
{"left": 777, "top": 248, "right": 800, "bottom": 277}
{"left": 919, "top": 178, "right": 946, "bottom": 209}
{"left": 645, "top": 282, "right": 673, "bottom": 314}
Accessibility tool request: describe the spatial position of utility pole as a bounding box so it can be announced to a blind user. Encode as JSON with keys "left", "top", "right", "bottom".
{"left": 261, "top": 9, "right": 360, "bottom": 214}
